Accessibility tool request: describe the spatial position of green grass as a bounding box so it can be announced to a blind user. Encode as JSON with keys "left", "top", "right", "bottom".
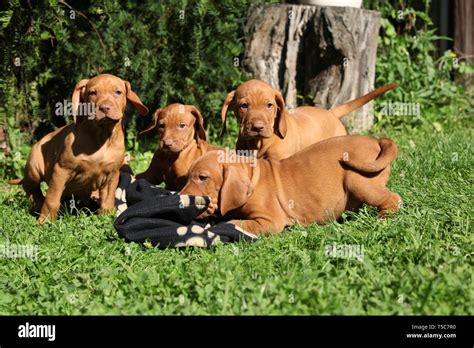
{"left": 0, "top": 117, "right": 472, "bottom": 315}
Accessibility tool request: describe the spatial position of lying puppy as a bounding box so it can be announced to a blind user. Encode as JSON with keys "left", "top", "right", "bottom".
{"left": 220, "top": 79, "right": 397, "bottom": 160}
{"left": 136, "top": 103, "right": 222, "bottom": 191}
{"left": 180, "top": 135, "right": 402, "bottom": 235}
{"left": 9, "top": 74, "right": 148, "bottom": 223}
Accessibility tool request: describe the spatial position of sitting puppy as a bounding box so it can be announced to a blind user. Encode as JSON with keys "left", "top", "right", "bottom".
{"left": 9, "top": 74, "right": 149, "bottom": 223}
{"left": 180, "top": 135, "right": 402, "bottom": 235}
{"left": 136, "top": 103, "right": 222, "bottom": 191}
{"left": 220, "top": 79, "right": 397, "bottom": 160}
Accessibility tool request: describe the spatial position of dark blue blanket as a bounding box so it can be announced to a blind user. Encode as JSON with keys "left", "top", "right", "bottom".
{"left": 114, "top": 173, "right": 257, "bottom": 248}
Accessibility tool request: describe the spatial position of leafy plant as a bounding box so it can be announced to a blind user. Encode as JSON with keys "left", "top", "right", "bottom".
{"left": 0, "top": 0, "right": 277, "bottom": 150}
{"left": 364, "top": 0, "right": 473, "bottom": 129}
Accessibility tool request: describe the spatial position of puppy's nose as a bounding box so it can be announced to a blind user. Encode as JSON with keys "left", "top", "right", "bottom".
{"left": 163, "top": 139, "right": 174, "bottom": 147}
{"left": 251, "top": 121, "right": 265, "bottom": 133}
{"left": 98, "top": 103, "right": 112, "bottom": 114}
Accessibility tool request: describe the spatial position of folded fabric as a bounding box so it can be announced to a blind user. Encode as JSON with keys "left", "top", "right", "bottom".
{"left": 114, "top": 172, "right": 257, "bottom": 248}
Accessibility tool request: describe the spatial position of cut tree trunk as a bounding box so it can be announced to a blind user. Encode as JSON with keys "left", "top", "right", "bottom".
{"left": 243, "top": 4, "right": 381, "bottom": 132}
{"left": 454, "top": 0, "right": 473, "bottom": 88}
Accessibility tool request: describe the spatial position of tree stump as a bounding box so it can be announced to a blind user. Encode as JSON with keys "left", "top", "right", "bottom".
{"left": 243, "top": 4, "right": 381, "bottom": 132}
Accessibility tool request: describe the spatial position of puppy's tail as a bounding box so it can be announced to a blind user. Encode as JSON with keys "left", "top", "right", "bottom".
{"left": 7, "top": 178, "right": 23, "bottom": 185}
{"left": 330, "top": 83, "right": 397, "bottom": 119}
{"left": 341, "top": 138, "right": 398, "bottom": 173}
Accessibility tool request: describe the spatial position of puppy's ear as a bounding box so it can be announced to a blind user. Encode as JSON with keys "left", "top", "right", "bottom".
{"left": 71, "top": 79, "right": 89, "bottom": 124}
{"left": 219, "top": 90, "right": 236, "bottom": 137}
{"left": 219, "top": 165, "right": 252, "bottom": 216}
{"left": 140, "top": 108, "right": 162, "bottom": 134}
{"left": 187, "top": 105, "right": 206, "bottom": 141}
{"left": 124, "top": 80, "right": 149, "bottom": 116}
{"left": 274, "top": 90, "right": 287, "bottom": 139}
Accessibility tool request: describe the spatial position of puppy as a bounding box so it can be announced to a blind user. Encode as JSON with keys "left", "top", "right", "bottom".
{"left": 221, "top": 79, "right": 396, "bottom": 160}
{"left": 8, "top": 74, "right": 148, "bottom": 223}
{"left": 180, "top": 135, "right": 401, "bottom": 235}
{"left": 136, "top": 103, "right": 222, "bottom": 191}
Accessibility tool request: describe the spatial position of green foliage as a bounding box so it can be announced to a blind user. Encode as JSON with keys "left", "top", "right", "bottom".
{"left": 0, "top": 150, "right": 25, "bottom": 179}
{"left": 0, "top": 0, "right": 276, "bottom": 150}
{"left": 1, "top": 0, "right": 471, "bottom": 155}
{"left": 364, "top": 0, "right": 473, "bottom": 128}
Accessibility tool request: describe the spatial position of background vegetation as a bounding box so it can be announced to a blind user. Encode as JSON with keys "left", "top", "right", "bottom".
{"left": 0, "top": 0, "right": 472, "bottom": 315}
{"left": 366, "top": 0, "right": 473, "bottom": 129}
{"left": 0, "top": 0, "right": 472, "bottom": 178}
{"left": 0, "top": 0, "right": 278, "bottom": 177}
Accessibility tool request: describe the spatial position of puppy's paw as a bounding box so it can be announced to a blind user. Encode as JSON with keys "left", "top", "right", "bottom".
{"left": 378, "top": 193, "right": 402, "bottom": 218}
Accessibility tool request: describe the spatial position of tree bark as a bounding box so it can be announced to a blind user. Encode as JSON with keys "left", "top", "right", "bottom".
{"left": 243, "top": 4, "right": 381, "bottom": 132}
{"left": 454, "top": 0, "right": 473, "bottom": 88}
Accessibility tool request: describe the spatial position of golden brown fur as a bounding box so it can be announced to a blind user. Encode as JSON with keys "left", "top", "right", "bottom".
{"left": 136, "top": 103, "right": 222, "bottom": 191}
{"left": 8, "top": 74, "right": 148, "bottom": 223}
{"left": 221, "top": 79, "right": 397, "bottom": 160}
{"left": 180, "top": 135, "right": 402, "bottom": 235}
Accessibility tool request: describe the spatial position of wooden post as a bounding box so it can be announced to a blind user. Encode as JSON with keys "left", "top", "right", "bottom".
{"left": 243, "top": 4, "right": 381, "bottom": 132}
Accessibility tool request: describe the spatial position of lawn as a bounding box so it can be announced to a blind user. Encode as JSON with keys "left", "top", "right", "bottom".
{"left": 0, "top": 115, "right": 472, "bottom": 315}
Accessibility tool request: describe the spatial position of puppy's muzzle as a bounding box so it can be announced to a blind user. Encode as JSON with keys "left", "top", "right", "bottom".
{"left": 160, "top": 139, "right": 182, "bottom": 153}
{"left": 244, "top": 120, "right": 271, "bottom": 138}
{"left": 97, "top": 102, "right": 121, "bottom": 121}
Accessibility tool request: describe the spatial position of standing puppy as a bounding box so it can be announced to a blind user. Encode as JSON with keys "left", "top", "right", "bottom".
{"left": 220, "top": 79, "right": 397, "bottom": 160}
{"left": 136, "top": 103, "right": 222, "bottom": 191}
{"left": 180, "top": 135, "right": 402, "bottom": 235}
{"left": 9, "top": 74, "right": 148, "bottom": 223}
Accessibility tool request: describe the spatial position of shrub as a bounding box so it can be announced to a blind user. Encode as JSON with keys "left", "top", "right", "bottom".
{"left": 364, "top": 0, "right": 473, "bottom": 129}
{"left": 0, "top": 0, "right": 277, "bottom": 151}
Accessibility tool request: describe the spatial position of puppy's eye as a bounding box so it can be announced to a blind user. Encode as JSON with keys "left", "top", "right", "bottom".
{"left": 88, "top": 91, "right": 97, "bottom": 96}
{"left": 198, "top": 175, "right": 208, "bottom": 181}
{"left": 240, "top": 103, "right": 248, "bottom": 110}
{"left": 266, "top": 103, "right": 273, "bottom": 109}
{"left": 158, "top": 123, "right": 165, "bottom": 129}
{"left": 179, "top": 123, "right": 187, "bottom": 129}
{"left": 115, "top": 90, "right": 123, "bottom": 96}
